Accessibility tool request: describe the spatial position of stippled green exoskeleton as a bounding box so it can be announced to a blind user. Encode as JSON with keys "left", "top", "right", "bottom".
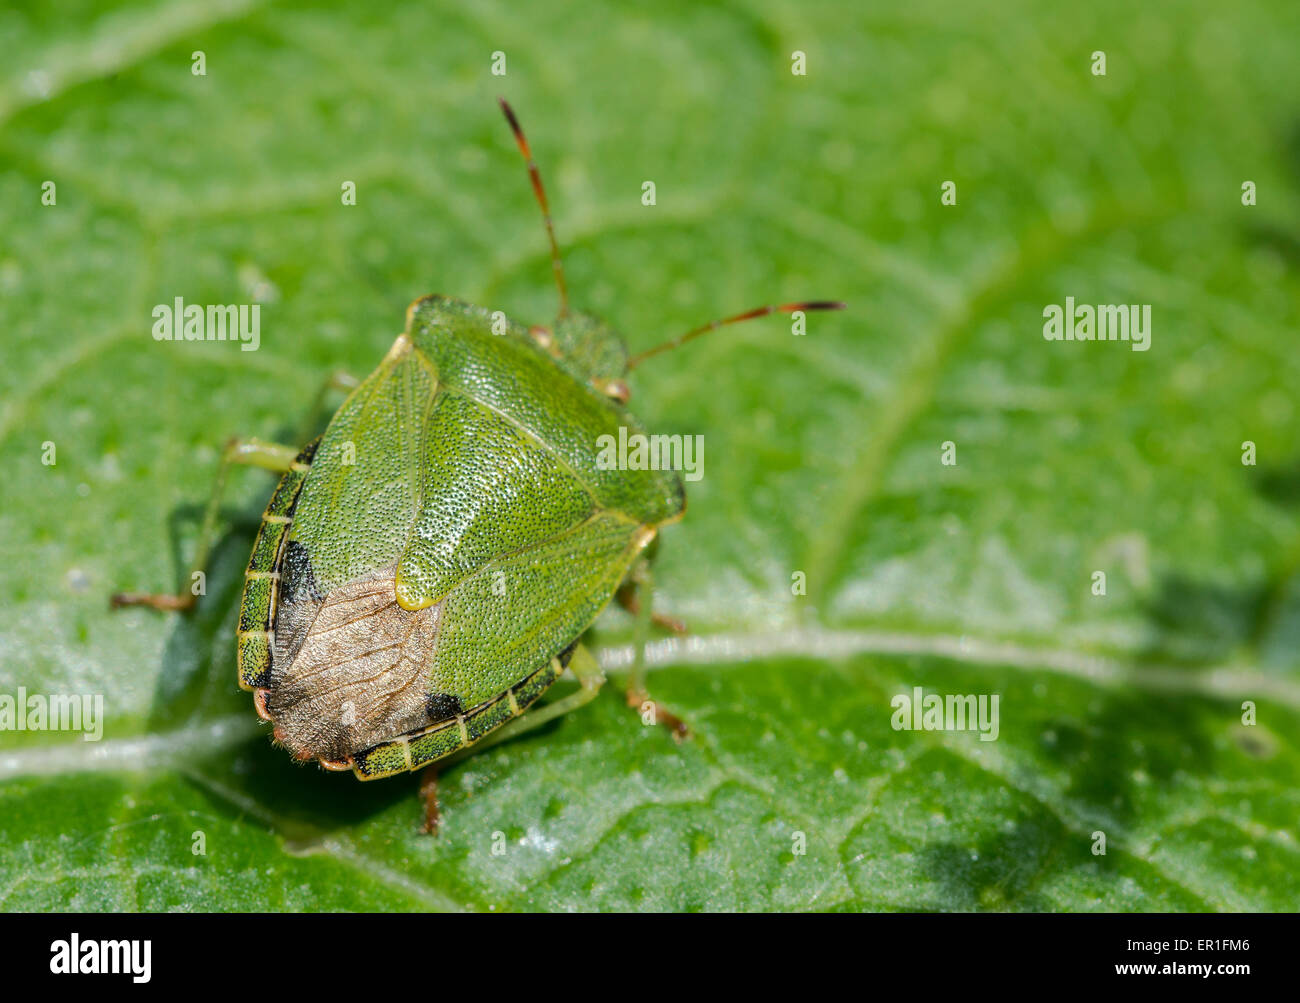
{"left": 113, "top": 100, "right": 843, "bottom": 831}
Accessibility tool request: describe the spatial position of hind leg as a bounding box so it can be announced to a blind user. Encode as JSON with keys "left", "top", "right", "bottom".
{"left": 416, "top": 646, "right": 607, "bottom": 834}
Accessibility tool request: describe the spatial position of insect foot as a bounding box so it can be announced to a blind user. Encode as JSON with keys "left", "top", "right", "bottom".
{"left": 418, "top": 768, "right": 441, "bottom": 836}
{"left": 626, "top": 689, "right": 691, "bottom": 742}
{"left": 109, "top": 591, "right": 197, "bottom": 611}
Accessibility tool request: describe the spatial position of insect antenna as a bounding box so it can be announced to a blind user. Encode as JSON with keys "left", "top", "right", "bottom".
{"left": 625, "top": 300, "right": 845, "bottom": 370}
{"left": 498, "top": 97, "right": 570, "bottom": 317}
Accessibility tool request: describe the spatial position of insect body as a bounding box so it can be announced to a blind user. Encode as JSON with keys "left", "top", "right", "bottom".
{"left": 113, "top": 100, "right": 842, "bottom": 825}
{"left": 238, "top": 294, "right": 683, "bottom": 779}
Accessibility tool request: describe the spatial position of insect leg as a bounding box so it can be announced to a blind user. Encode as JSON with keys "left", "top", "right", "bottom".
{"left": 615, "top": 573, "right": 687, "bottom": 633}
{"left": 418, "top": 767, "right": 441, "bottom": 835}
{"left": 413, "top": 649, "right": 606, "bottom": 834}
{"left": 453, "top": 645, "right": 608, "bottom": 764}
{"left": 110, "top": 437, "right": 300, "bottom": 611}
{"left": 621, "top": 562, "right": 690, "bottom": 740}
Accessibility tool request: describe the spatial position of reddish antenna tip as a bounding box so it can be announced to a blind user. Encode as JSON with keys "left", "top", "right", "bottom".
{"left": 496, "top": 98, "right": 567, "bottom": 315}
{"left": 626, "top": 299, "right": 847, "bottom": 370}
{"left": 783, "top": 300, "right": 846, "bottom": 312}
{"left": 498, "top": 97, "right": 522, "bottom": 137}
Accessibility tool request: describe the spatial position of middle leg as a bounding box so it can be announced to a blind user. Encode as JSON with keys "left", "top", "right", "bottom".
{"left": 619, "top": 560, "right": 689, "bottom": 740}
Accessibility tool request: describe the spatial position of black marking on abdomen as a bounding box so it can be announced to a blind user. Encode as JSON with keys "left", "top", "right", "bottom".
{"left": 426, "top": 693, "right": 465, "bottom": 722}
{"left": 236, "top": 437, "right": 319, "bottom": 692}
{"left": 281, "top": 539, "right": 324, "bottom": 604}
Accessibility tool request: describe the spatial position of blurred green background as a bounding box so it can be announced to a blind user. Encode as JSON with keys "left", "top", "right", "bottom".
{"left": 1, "top": 0, "right": 1298, "bottom": 911}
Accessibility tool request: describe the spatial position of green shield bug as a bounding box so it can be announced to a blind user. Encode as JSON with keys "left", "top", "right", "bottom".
{"left": 113, "top": 99, "right": 843, "bottom": 832}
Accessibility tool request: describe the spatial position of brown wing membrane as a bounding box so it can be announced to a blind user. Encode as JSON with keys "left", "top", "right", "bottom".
{"left": 267, "top": 565, "right": 444, "bottom": 761}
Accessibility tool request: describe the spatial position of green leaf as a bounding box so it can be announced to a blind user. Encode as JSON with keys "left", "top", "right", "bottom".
{"left": 2, "top": 0, "right": 1299, "bottom": 912}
